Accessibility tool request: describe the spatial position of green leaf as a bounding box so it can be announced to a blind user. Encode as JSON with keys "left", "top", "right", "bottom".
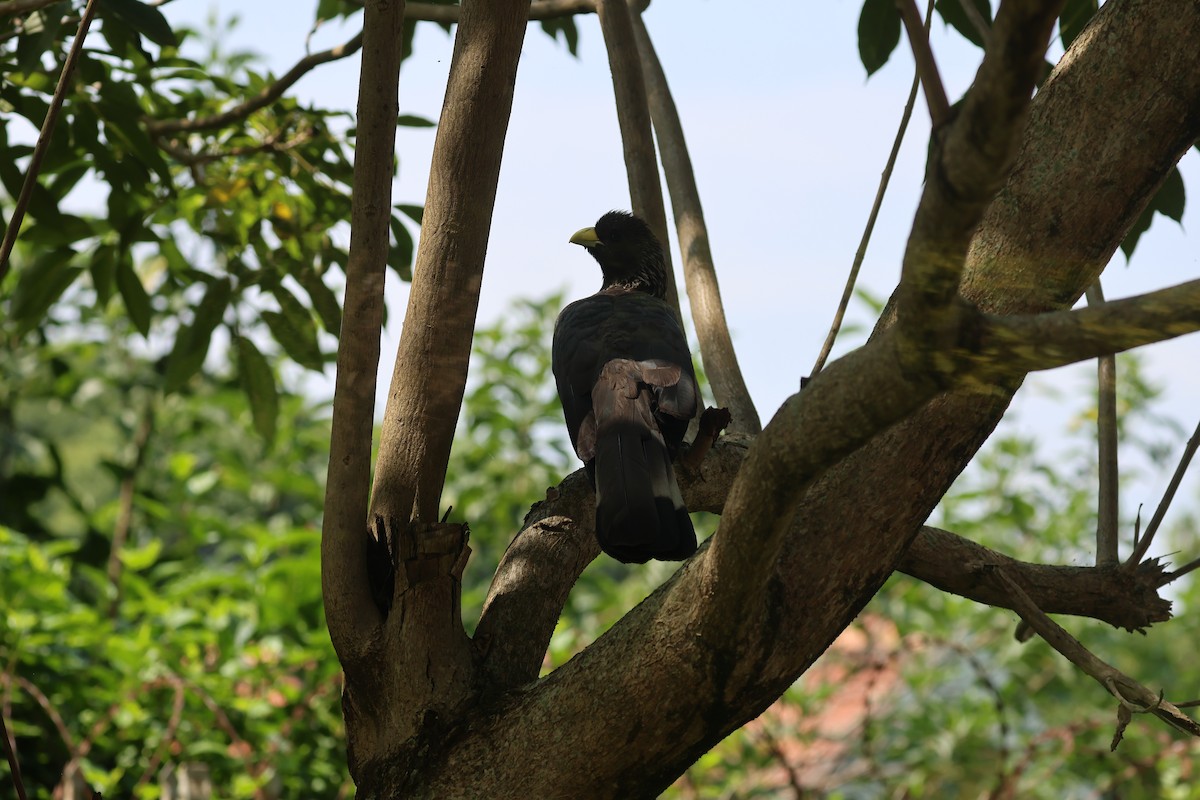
{"left": 389, "top": 216, "right": 414, "bottom": 282}
{"left": 539, "top": 17, "right": 579, "bottom": 57}
{"left": 119, "top": 538, "right": 162, "bottom": 571}
{"left": 397, "top": 113, "right": 437, "bottom": 128}
{"left": 295, "top": 268, "right": 342, "bottom": 335}
{"left": 263, "top": 289, "right": 324, "bottom": 371}
{"left": 1155, "top": 162, "right": 1186, "bottom": 222}
{"left": 8, "top": 248, "right": 80, "bottom": 336}
{"left": 235, "top": 335, "right": 279, "bottom": 447}
{"left": 1120, "top": 165, "right": 1185, "bottom": 260}
{"left": 99, "top": 0, "right": 178, "bottom": 47}
{"left": 934, "top": 0, "right": 992, "bottom": 48}
{"left": 396, "top": 204, "right": 424, "bottom": 225}
{"left": 164, "top": 277, "right": 232, "bottom": 391}
{"left": 858, "top": 0, "right": 901, "bottom": 77}
{"left": 115, "top": 255, "right": 152, "bottom": 336}
{"left": 1059, "top": 0, "right": 1098, "bottom": 49}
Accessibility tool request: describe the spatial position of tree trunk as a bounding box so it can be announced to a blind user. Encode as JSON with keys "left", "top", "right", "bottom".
{"left": 345, "top": 0, "right": 1200, "bottom": 796}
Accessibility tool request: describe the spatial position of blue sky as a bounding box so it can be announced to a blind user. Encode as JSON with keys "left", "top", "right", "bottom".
{"left": 160, "top": 2, "right": 1200, "bottom": 550}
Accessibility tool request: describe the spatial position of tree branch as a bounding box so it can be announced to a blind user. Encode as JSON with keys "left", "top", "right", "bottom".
{"left": 897, "top": 0, "right": 1063, "bottom": 357}
{"left": 900, "top": 527, "right": 1170, "bottom": 632}
{"left": 0, "top": 0, "right": 99, "bottom": 281}
{"left": 897, "top": 0, "right": 950, "bottom": 125}
{"left": 1129, "top": 414, "right": 1200, "bottom": 565}
{"left": 977, "top": 278, "right": 1200, "bottom": 377}
{"left": 321, "top": 0, "right": 403, "bottom": 668}
{"left": 629, "top": 10, "right": 760, "bottom": 434}
{"left": 370, "top": 0, "right": 529, "bottom": 526}
{"left": 811, "top": 0, "right": 930, "bottom": 379}
{"left": 1086, "top": 281, "right": 1120, "bottom": 566}
{"left": 594, "top": 0, "right": 680, "bottom": 317}
{"left": 992, "top": 567, "right": 1200, "bottom": 739}
{"left": 405, "top": 0, "right": 596, "bottom": 23}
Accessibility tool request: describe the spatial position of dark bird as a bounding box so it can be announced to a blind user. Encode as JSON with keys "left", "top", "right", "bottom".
{"left": 552, "top": 211, "right": 699, "bottom": 563}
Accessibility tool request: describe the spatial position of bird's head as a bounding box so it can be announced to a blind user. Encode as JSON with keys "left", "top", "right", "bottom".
{"left": 570, "top": 210, "right": 667, "bottom": 298}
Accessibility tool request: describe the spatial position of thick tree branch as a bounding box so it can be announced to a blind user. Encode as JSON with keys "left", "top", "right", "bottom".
{"left": 629, "top": 11, "right": 760, "bottom": 434}
{"left": 900, "top": 527, "right": 1170, "bottom": 632}
{"left": 897, "top": 0, "right": 1063, "bottom": 355}
{"left": 977, "top": 278, "right": 1200, "bottom": 376}
{"left": 321, "top": 0, "right": 403, "bottom": 668}
{"left": 405, "top": 0, "right": 595, "bottom": 23}
{"left": 594, "top": 0, "right": 680, "bottom": 317}
{"left": 370, "top": 0, "right": 529, "bottom": 526}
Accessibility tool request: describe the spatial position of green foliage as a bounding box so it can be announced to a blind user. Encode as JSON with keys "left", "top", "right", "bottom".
{"left": 857, "top": 0, "right": 900, "bottom": 77}
{"left": 0, "top": 2, "right": 423, "bottom": 444}
{"left": 1, "top": 324, "right": 346, "bottom": 797}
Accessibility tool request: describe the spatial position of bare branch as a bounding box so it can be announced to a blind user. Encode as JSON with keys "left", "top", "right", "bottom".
{"left": 1086, "top": 281, "right": 1120, "bottom": 566}
{"left": 370, "top": 0, "right": 530, "bottom": 526}
{"left": 1162, "top": 555, "right": 1200, "bottom": 586}
{"left": 977, "top": 278, "right": 1200, "bottom": 377}
{"left": 594, "top": 0, "right": 680, "bottom": 317}
{"left": 321, "top": 0, "right": 403, "bottom": 665}
{"left": 811, "top": 0, "right": 931, "bottom": 380}
{"left": 406, "top": 0, "right": 595, "bottom": 23}
{"left": 1130, "top": 415, "right": 1200, "bottom": 565}
{"left": 901, "top": 527, "right": 1171, "bottom": 632}
{"left": 0, "top": 0, "right": 99, "bottom": 281}
{"left": 897, "top": 0, "right": 1063, "bottom": 357}
{"left": 145, "top": 31, "right": 365, "bottom": 137}
{"left": 629, "top": 10, "right": 760, "bottom": 433}
{"left": 897, "top": 0, "right": 950, "bottom": 125}
{"left": 107, "top": 398, "right": 156, "bottom": 619}
{"left": 992, "top": 567, "right": 1200, "bottom": 739}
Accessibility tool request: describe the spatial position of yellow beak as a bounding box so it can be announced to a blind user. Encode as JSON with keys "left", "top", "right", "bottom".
{"left": 569, "top": 226, "right": 601, "bottom": 248}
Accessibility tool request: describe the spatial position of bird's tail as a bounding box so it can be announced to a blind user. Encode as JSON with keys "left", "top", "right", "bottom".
{"left": 593, "top": 421, "right": 696, "bottom": 564}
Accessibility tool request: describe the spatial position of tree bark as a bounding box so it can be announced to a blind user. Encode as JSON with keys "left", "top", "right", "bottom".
{"left": 362, "top": 0, "right": 1200, "bottom": 795}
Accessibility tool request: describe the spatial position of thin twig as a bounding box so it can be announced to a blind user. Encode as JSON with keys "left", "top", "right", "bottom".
{"left": 630, "top": 8, "right": 760, "bottom": 433}
{"left": 0, "top": 0, "right": 99, "bottom": 281}
{"left": 107, "top": 398, "right": 156, "bottom": 618}
{"left": 1087, "top": 281, "right": 1119, "bottom": 566}
{"left": 1129, "top": 415, "right": 1200, "bottom": 566}
{"left": 1, "top": 706, "right": 28, "bottom": 800}
{"left": 1160, "top": 555, "right": 1200, "bottom": 587}
{"left": 146, "top": 31, "right": 364, "bottom": 136}
{"left": 811, "top": 0, "right": 932, "bottom": 379}
{"left": 897, "top": 0, "right": 950, "bottom": 125}
{"left": 992, "top": 567, "right": 1200, "bottom": 739}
